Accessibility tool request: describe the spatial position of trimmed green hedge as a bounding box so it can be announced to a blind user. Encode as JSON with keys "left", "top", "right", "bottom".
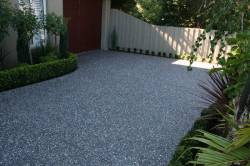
{"left": 0, "top": 54, "right": 77, "bottom": 92}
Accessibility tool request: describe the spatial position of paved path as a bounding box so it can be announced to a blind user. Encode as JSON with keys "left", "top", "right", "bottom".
{"left": 0, "top": 51, "right": 208, "bottom": 166}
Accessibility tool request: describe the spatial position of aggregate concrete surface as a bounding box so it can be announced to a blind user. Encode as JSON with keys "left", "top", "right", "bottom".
{"left": 0, "top": 51, "right": 208, "bottom": 166}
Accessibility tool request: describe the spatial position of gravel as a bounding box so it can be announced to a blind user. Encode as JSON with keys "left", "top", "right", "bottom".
{"left": 0, "top": 51, "right": 209, "bottom": 166}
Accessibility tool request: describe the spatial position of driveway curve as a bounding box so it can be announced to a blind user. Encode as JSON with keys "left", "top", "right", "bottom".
{"left": 0, "top": 51, "right": 208, "bottom": 166}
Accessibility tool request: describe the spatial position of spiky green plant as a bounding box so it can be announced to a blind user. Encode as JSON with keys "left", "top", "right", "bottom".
{"left": 188, "top": 130, "right": 250, "bottom": 166}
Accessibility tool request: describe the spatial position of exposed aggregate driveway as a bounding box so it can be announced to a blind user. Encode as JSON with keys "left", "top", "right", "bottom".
{"left": 0, "top": 51, "right": 208, "bottom": 166}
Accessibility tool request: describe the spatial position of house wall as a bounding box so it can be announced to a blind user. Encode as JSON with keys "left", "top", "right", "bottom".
{"left": 2, "top": 0, "right": 18, "bottom": 68}
{"left": 47, "top": 0, "right": 63, "bottom": 16}
{"left": 101, "top": 0, "right": 111, "bottom": 50}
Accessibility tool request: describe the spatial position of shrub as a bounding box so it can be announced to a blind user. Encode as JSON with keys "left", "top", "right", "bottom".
{"left": 139, "top": 49, "right": 143, "bottom": 54}
{"left": 158, "top": 52, "right": 162, "bottom": 57}
{"left": 39, "top": 55, "right": 58, "bottom": 63}
{"left": 31, "top": 44, "right": 58, "bottom": 64}
{"left": 169, "top": 53, "right": 173, "bottom": 58}
{"left": 0, "top": 53, "right": 77, "bottom": 92}
{"left": 163, "top": 52, "right": 166, "bottom": 57}
{"left": 59, "top": 27, "right": 69, "bottom": 59}
{"left": 168, "top": 111, "right": 211, "bottom": 166}
{"left": 127, "top": 48, "right": 131, "bottom": 52}
{"left": 145, "top": 50, "right": 149, "bottom": 55}
{"left": 175, "top": 54, "right": 179, "bottom": 59}
{"left": 45, "top": 13, "right": 65, "bottom": 46}
{"left": 134, "top": 48, "right": 137, "bottom": 53}
{"left": 111, "top": 28, "right": 118, "bottom": 49}
{"left": 151, "top": 51, "right": 155, "bottom": 56}
{"left": 0, "top": 47, "right": 9, "bottom": 70}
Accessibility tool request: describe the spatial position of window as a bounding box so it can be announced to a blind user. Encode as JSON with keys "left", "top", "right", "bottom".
{"left": 19, "top": 0, "right": 47, "bottom": 48}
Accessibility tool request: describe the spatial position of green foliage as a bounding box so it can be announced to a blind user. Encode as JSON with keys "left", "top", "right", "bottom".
{"left": 45, "top": 13, "right": 67, "bottom": 46}
{"left": 188, "top": 130, "right": 250, "bottom": 165}
{"left": 169, "top": 116, "right": 211, "bottom": 166}
{"left": 31, "top": 44, "right": 58, "bottom": 64}
{"left": 12, "top": 1, "right": 40, "bottom": 64}
{"left": 39, "top": 55, "right": 58, "bottom": 63}
{"left": 189, "top": 0, "right": 250, "bottom": 66}
{"left": 0, "top": 47, "right": 9, "bottom": 70}
{"left": 112, "top": 0, "right": 209, "bottom": 27}
{"left": 0, "top": 54, "right": 77, "bottom": 92}
{"left": 135, "top": 0, "right": 165, "bottom": 25}
{"left": 170, "top": 79, "right": 250, "bottom": 166}
{"left": 237, "top": 76, "right": 250, "bottom": 121}
{"left": 218, "top": 31, "right": 250, "bottom": 99}
{"left": 111, "top": 28, "right": 118, "bottom": 49}
{"left": 199, "top": 72, "right": 231, "bottom": 135}
{"left": 158, "top": 52, "right": 162, "bottom": 57}
{"left": 229, "top": 124, "right": 250, "bottom": 152}
{"left": 0, "top": 0, "right": 13, "bottom": 43}
{"left": 59, "top": 27, "right": 69, "bottom": 59}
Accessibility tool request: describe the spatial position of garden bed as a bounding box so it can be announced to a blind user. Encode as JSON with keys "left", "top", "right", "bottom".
{"left": 168, "top": 109, "right": 213, "bottom": 166}
{"left": 0, "top": 53, "right": 77, "bottom": 92}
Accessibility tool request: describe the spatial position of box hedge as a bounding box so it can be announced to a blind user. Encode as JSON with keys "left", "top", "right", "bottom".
{"left": 0, "top": 54, "right": 77, "bottom": 92}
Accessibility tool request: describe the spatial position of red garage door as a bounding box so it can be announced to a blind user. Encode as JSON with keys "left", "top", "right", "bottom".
{"left": 63, "top": 0, "right": 102, "bottom": 53}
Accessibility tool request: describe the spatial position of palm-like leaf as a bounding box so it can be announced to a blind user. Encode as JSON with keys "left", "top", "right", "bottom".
{"left": 228, "top": 124, "right": 250, "bottom": 152}
{"left": 189, "top": 130, "right": 250, "bottom": 166}
{"left": 237, "top": 76, "right": 250, "bottom": 121}
{"left": 199, "top": 72, "right": 230, "bottom": 115}
{"left": 199, "top": 72, "right": 231, "bottom": 135}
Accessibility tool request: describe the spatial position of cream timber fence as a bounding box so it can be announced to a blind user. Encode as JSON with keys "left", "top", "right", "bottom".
{"left": 109, "top": 9, "right": 229, "bottom": 61}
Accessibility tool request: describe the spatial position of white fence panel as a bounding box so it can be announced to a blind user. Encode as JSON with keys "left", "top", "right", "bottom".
{"left": 109, "top": 9, "right": 230, "bottom": 60}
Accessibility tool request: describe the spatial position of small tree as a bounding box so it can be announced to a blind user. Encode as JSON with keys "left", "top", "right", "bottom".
{"left": 59, "top": 22, "right": 69, "bottom": 59}
{"left": 0, "top": 0, "right": 13, "bottom": 68}
{"left": 45, "top": 13, "right": 65, "bottom": 47}
{"left": 188, "top": 0, "right": 250, "bottom": 98}
{"left": 0, "top": 0, "right": 13, "bottom": 43}
{"left": 12, "top": 1, "right": 40, "bottom": 64}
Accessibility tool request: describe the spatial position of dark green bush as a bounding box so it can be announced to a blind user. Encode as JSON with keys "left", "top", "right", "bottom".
{"left": 158, "top": 52, "right": 162, "bottom": 57}
{"left": 169, "top": 53, "right": 173, "bottom": 58}
{"left": 0, "top": 54, "right": 77, "bottom": 92}
{"left": 39, "top": 55, "right": 58, "bottom": 63}
{"left": 175, "top": 54, "right": 179, "bottom": 59}
{"left": 31, "top": 44, "right": 58, "bottom": 64}
{"left": 59, "top": 28, "right": 69, "bottom": 59}
{"left": 134, "top": 48, "right": 137, "bottom": 53}
{"left": 111, "top": 29, "right": 118, "bottom": 50}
